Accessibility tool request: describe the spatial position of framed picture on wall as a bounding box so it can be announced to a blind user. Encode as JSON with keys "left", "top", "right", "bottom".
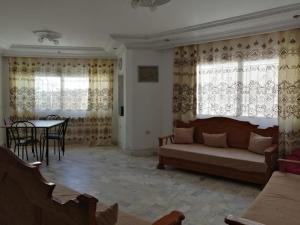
{"left": 138, "top": 66, "right": 159, "bottom": 82}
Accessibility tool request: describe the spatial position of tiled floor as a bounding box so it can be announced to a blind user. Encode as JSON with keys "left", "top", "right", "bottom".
{"left": 39, "top": 145, "right": 260, "bottom": 225}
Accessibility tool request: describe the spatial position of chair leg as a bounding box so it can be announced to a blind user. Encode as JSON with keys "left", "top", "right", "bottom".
{"left": 54, "top": 140, "right": 56, "bottom": 155}
{"left": 34, "top": 143, "right": 38, "bottom": 161}
{"left": 62, "top": 138, "right": 65, "bottom": 155}
{"left": 57, "top": 139, "right": 61, "bottom": 160}
{"left": 21, "top": 145, "right": 24, "bottom": 160}
{"left": 31, "top": 144, "right": 35, "bottom": 157}
{"left": 41, "top": 139, "right": 45, "bottom": 161}
{"left": 25, "top": 146, "right": 29, "bottom": 161}
{"left": 39, "top": 141, "right": 42, "bottom": 161}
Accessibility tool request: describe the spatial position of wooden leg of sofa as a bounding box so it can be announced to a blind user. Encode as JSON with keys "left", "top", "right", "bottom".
{"left": 157, "top": 156, "right": 165, "bottom": 169}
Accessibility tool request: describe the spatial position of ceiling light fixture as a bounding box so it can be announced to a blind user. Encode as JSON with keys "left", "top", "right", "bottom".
{"left": 33, "top": 30, "right": 62, "bottom": 45}
{"left": 131, "top": 0, "right": 171, "bottom": 11}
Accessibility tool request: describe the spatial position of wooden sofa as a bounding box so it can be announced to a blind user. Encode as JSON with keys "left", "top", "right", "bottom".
{"left": 0, "top": 145, "right": 185, "bottom": 225}
{"left": 158, "top": 117, "right": 278, "bottom": 185}
{"left": 225, "top": 159, "right": 300, "bottom": 225}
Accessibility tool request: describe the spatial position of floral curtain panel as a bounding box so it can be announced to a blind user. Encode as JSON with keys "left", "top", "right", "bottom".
{"left": 9, "top": 57, "right": 115, "bottom": 146}
{"left": 173, "top": 45, "right": 198, "bottom": 122}
{"left": 173, "top": 28, "right": 300, "bottom": 156}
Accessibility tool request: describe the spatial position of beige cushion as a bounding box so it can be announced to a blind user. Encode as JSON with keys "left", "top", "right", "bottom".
{"left": 160, "top": 144, "right": 266, "bottom": 173}
{"left": 248, "top": 132, "right": 272, "bottom": 155}
{"left": 174, "top": 127, "right": 194, "bottom": 144}
{"left": 96, "top": 203, "right": 118, "bottom": 225}
{"left": 243, "top": 172, "right": 300, "bottom": 225}
{"left": 203, "top": 133, "right": 227, "bottom": 148}
{"left": 117, "top": 211, "right": 150, "bottom": 225}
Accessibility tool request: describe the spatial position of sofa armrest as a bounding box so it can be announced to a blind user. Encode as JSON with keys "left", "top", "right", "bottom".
{"left": 278, "top": 159, "right": 300, "bottom": 172}
{"left": 264, "top": 145, "right": 278, "bottom": 155}
{"left": 152, "top": 211, "right": 185, "bottom": 225}
{"left": 264, "top": 145, "right": 278, "bottom": 180}
{"left": 225, "top": 215, "right": 265, "bottom": 225}
{"left": 158, "top": 135, "right": 174, "bottom": 147}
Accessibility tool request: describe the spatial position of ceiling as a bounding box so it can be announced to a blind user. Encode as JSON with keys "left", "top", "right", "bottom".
{"left": 0, "top": 0, "right": 300, "bottom": 55}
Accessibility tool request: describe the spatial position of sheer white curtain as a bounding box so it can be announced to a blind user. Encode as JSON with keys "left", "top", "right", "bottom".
{"left": 34, "top": 72, "right": 90, "bottom": 118}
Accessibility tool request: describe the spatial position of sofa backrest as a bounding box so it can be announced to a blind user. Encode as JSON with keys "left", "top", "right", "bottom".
{"left": 176, "top": 117, "right": 279, "bottom": 149}
{"left": 0, "top": 145, "right": 98, "bottom": 225}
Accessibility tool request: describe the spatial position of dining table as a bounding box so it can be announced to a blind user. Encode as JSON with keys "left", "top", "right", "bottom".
{"left": 2, "top": 120, "right": 65, "bottom": 166}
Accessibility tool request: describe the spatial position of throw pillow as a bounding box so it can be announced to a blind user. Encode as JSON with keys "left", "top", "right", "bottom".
{"left": 174, "top": 127, "right": 194, "bottom": 144}
{"left": 96, "top": 203, "right": 118, "bottom": 225}
{"left": 248, "top": 132, "right": 272, "bottom": 155}
{"left": 202, "top": 133, "right": 228, "bottom": 148}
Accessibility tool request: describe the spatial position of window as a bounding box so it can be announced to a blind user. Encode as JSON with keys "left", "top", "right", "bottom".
{"left": 35, "top": 75, "right": 89, "bottom": 116}
{"left": 196, "top": 58, "right": 279, "bottom": 121}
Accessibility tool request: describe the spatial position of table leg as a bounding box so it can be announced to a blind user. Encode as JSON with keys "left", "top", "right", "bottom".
{"left": 46, "top": 128, "right": 49, "bottom": 166}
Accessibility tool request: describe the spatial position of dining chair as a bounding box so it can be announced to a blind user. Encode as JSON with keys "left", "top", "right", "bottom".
{"left": 41, "top": 118, "right": 69, "bottom": 160}
{"left": 10, "top": 121, "right": 40, "bottom": 161}
{"left": 43, "top": 114, "right": 61, "bottom": 155}
{"left": 3, "top": 118, "right": 13, "bottom": 149}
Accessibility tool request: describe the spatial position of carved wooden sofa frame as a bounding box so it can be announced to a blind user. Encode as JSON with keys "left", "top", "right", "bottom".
{"left": 0, "top": 145, "right": 184, "bottom": 225}
{"left": 158, "top": 117, "right": 279, "bottom": 185}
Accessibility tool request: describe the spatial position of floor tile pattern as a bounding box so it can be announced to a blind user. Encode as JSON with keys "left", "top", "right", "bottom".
{"left": 39, "top": 146, "right": 260, "bottom": 225}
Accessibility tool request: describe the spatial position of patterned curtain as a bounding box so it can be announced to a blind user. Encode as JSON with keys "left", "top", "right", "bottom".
{"left": 9, "top": 58, "right": 36, "bottom": 119}
{"left": 173, "top": 45, "right": 198, "bottom": 122}
{"left": 9, "top": 57, "right": 115, "bottom": 146}
{"left": 278, "top": 29, "right": 300, "bottom": 156}
{"left": 173, "top": 28, "right": 300, "bottom": 156}
{"left": 196, "top": 33, "right": 279, "bottom": 119}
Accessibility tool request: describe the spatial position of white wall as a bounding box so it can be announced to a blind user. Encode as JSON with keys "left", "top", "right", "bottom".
{"left": 160, "top": 50, "right": 174, "bottom": 136}
{"left": 123, "top": 49, "right": 173, "bottom": 152}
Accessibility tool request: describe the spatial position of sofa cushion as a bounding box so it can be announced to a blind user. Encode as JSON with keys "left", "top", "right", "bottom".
{"left": 174, "top": 127, "right": 194, "bottom": 144}
{"left": 159, "top": 144, "right": 266, "bottom": 173}
{"left": 243, "top": 172, "right": 300, "bottom": 225}
{"left": 248, "top": 132, "right": 272, "bottom": 155}
{"left": 203, "top": 133, "right": 228, "bottom": 148}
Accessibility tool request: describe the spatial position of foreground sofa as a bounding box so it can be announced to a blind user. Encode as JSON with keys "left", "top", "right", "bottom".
{"left": 158, "top": 117, "right": 278, "bottom": 185}
{"left": 0, "top": 145, "right": 185, "bottom": 225}
{"left": 225, "top": 159, "right": 300, "bottom": 225}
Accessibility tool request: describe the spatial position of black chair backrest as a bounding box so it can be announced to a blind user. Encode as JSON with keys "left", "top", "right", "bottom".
{"left": 62, "top": 118, "right": 70, "bottom": 136}
{"left": 10, "top": 121, "right": 37, "bottom": 144}
{"left": 56, "top": 118, "right": 69, "bottom": 137}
